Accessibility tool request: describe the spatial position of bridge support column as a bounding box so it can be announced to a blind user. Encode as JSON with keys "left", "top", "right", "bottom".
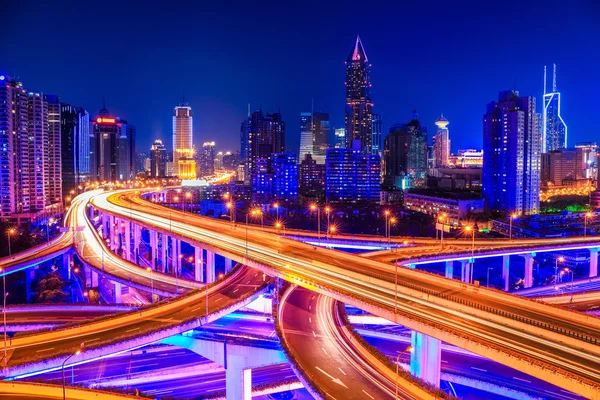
{"left": 502, "top": 255, "right": 510, "bottom": 291}
{"left": 133, "top": 224, "right": 141, "bottom": 264}
{"left": 172, "top": 239, "right": 181, "bottom": 275}
{"left": 410, "top": 331, "right": 441, "bottom": 387}
{"left": 26, "top": 268, "right": 36, "bottom": 301}
{"left": 114, "top": 282, "right": 122, "bottom": 304}
{"left": 160, "top": 234, "right": 167, "bottom": 273}
{"left": 444, "top": 261, "right": 453, "bottom": 279}
{"left": 124, "top": 221, "right": 131, "bottom": 261}
{"left": 109, "top": 215, "right": 116, "bottom": 250}
{"left": 522, "top": 253, "right": 535, "bottom": 288}
{"left": 194, "top": 246, "right": 204, "bottom": 282}
{"left": 101, "top": 214, "right": 109, "bottom": 239}
{"left": 590, "top": 248, "right": 598, "bottom": 277}
{"left": 84, "top": 266, "right": 98, "bottom": 288}
{"left": 62, "top": 252, "right": 73, "bottom": 277}
{"left": 226, "top": 360, "right": 252, "bottom": 400}
{"left": 224, "top": 258, "right": 233, "bottom": 273}
{"left": 460, "top": 259, "right": 471, "bottom": 283}
{"left": 150, "top": 230, "right": 158, "bottom": 269}
{"left": 206, "top": 250, "right": 216, "bottom": 283}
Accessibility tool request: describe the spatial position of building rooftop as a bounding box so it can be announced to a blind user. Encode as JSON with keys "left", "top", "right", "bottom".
{"left": 406, "top": 188, "right": 482, "bottom": 201}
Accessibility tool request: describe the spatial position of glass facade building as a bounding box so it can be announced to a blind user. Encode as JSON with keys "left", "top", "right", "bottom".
{"left": 542, "top": 64, "right": 567, "bottom": 153}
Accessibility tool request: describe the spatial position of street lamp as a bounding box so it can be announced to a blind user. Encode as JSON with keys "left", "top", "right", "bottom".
{"left": 555, "top": 256, "right": 564, "bottom": 283}
{"left": 273, "top": 202, "right": 280, "bottom": 220}
{"left": 395, "top": 345, "right": 413, "bottom": 399}
{"left": 509, "top": 213, "right": 517, "bottom": 241}
{"left": 62, "top": 343, "right": 84, "bottom": 400}
{"left": 246, "top": 208, "right": 262, "bottom": 261}
{"left": 384, "top": 210, "right": 390, "bottom": 241}
{"left": 47, "top": 218, "right": 55, "bottom": 243}
{"left": 437, "top": 213, "right": 447, "bottom": 248}
{"left": 0, "top": 267, "right": 5, "bottom": 372}
{"left": 185, "top": 192, "right": 192, "bottom": 214}
{"left": 146, "top": 267, "right": 154, "bottom": 303}
{"left": 464, "top": 225, "right": 475, "bottom": 256}
{"left": 585, "top": 212, "right": 592, "bottom": 237}
{"left": 275, "top": 221, "right": 286, "bottom": 237}
{"left": 388, "top": 217, "right": 397, "bottom": 247}
{"left": 325, "top": 206, "right": 331, "bottom": 240}
{"left": 329, "top": 225, "right": 336, "bottom": 235}
{"left": 6, "top": 228, "right": 16, "bottom": 257}
{"left": 563, "top": 268, "right": 575, "bottom": 309}
{"left": 310, "top": 204, "right": 321, "bottom": 245}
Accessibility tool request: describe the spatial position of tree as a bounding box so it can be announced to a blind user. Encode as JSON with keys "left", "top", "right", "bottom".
{"left": 32, "top": 272, "right": 68, "bottom": 303}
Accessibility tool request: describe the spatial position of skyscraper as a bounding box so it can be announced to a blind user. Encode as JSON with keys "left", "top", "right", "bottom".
{"left": 299, "top": 112, "right": 313, "bottom": 161}
{"left": 199, "top": 141, "right": 216, "bottom": 177}
{"left": 334, "top": 128, "right": 346, "bottom": 148}
{"left": 542, "top": 64, "right": 568, "bottom": 152}
{"left": 326, "top": 143, "right": 380, "bottom": 203}
{"left": 312, "top": 112, "right": 330, "bottom": 163}
{"left": 272, "top": 152, "right": 299, "bottom": 202}
{"left": 61, "top": 104, "right": 90, "bottom": 196}
{"left": 0, "top": 74, "right": 63, "bottom": 218}
{"left": 240, "top": 109, "right": 285, "bottom": 180}
{"left": 432, "top": 115, "right": 450, "bottom": 167}
{"left": 344, "top": 36, "right": 373, "bottom": 153}
{"left": 483, "top": 90, "right": 541, "bottom": 215}
{"left": 90, "top": 105, "right": 136, "bottom": 182}
{"left": 372, "top": 113, "right": 382, "bottom": 155}
{"left": 173, "top": 100, "right": 195, "bottom": 179}
{"left": 150, "top": 139, "right": 167, "bottom": 178}
{"left": 299, "top": 154, "right": 326, "bottom": 202}
{"left": 384, "top": 113, "right": 428, "bottom": 189}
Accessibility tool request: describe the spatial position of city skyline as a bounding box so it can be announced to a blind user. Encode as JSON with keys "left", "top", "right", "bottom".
{"left": 2, "top": 2, "right": 598, "bottom": 154}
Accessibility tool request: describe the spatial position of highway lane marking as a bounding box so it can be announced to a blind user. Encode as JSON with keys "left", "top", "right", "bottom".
{"left": 471, "top": 367, "right": 487, "bottom": 372}
{"left": 35, "top": 348, "right": 54, "bottom": 353}
{"left": 362, "top": 390, "right": 375, "bottom": 399}
{"left": 214, "top": 297, "right": 223, "bottom": 302}
{"left": 513, "top": 377, "right": 531, "bottom": 383}
{"left": 308, "top": 305, "right": 311, "bottom": 310}
{"left": 125, "top": 327, "right": 140, "bottom": 333}
{"left": 285, "top": 374, "right": 297, "bottom": 379}
{"left": 322, "top": 347, "right": 328, "bottom": 355}
{"left": 312, "top": 331, "right": 316, "bottom": 337}
{"left": 233, "top": 288, "right": 239, "bottom": 293}
{"left": 338, "top": 367, "right": 346, "bottom": 375}
{"left": 315, "top": 366, "right": 347, "bottom": 388}
{"left": 86, "top": 338, "right": 100, "bottom": 343}
{"left": 309, "top": 317, "right": 312, "bottom": 323}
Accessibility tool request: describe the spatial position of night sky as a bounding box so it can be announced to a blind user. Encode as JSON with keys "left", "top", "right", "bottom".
{"left": 2, "top": 1, "right": 599, "bottom": 155}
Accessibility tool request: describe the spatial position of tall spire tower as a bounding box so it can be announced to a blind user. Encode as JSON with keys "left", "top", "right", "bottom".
{"left": 344, "top": 35, "right": 373, "bottom": 153}
{"left": 542, "top": 63, "right": 567, "bottom": 152}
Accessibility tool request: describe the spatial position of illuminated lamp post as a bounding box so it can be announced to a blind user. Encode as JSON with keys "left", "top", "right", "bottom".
{"left": 395, "top": 345, "right": 413, "bottom": 399}
{"left": 555, "top": 256, "right": 564, "bottom": 283}
{"left": 509, "top": 213, "right": 517, "bottom": 242}
{"left": 585, "top": 212, "right": 592, "bottom": 237}
{"left": 310, "top": 204, "right": 321, "bottom": 245}
{"left": 62, "top": 343, "right": 84, "bottom": 400}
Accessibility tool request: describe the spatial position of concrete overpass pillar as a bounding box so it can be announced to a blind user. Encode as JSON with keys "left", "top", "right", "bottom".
{"left": 84, "top": 266, "right": 98, "bottom": 288}
{"left": 459, "top": 259, "right": 472, "bottom": 283}
{"left": 444, "top": 261, "right": 453, "bottom": 279}
{"left": 410, "top": 331, "right": 441, "bottom": 387}
{"left": 109, "top": 215, "right": 116, "bottom": 250}
{"left": 502, "top": 255, "right": 510, "bottom": 291}
{"left": 114, "top": 282, "right": 122, "bottom": 304}
{"left": 523, "top": 253, "right": 535, "bottom": 288}
{"left": 150, "top": 230, "right": 158, "bottom": 269}
{"left": 124, "top": 221, "right": 132, "bottom": 261}
{"left": 26, "top": 268, "right": 36, "bottom": 301}
{"left": 101, "top": 214, "right": 109, "bottom": 239}
{"left": 160, "top": 234, "right": 167, "bottom": 273}
{"left": 176, "top": 239, "right": 182, "bottom": 275}
{"left": 194, "top": 246, "right": 204, "bottom": 282}
{"left": 133, "top": 224, "right": 141, "bottom": 263}
{"left": 224, "top": 258, "right": 233, "bottom": 273}
{"left": 590, "top": 249, "right": 598, "bottom": 277}
{"left": 226, "top": 361, "right": 252, "bottom": 400}
{"left": 206, "top": 250, "right": 216, "bottom": 283}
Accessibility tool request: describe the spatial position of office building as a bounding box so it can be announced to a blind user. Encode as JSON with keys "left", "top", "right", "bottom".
{"left": 372, "top": 113, "right": 382, "bottom": 155}
{"left": 448, "top": 149, "right": 483, "bottom": 168}
{"left": 150, "top": 139, "right": 167, "bottom": 178}
{"left": 312, "top": 112, "right": 330, "bottom": 163}
{"left": 61, "top": 104, "right": 90, "bottom": 196}
{"left": 483, "top": 90, "right": 541, "bottom": 215}
{"left": 90, "top": 105, "right": 136, "bottom": 182}
{"left": 173, "top": 100, "right": 195, "bottom": 178}
{"left": 542, "top": 64, "right": 568, "bottom": 152}
{"left": 215, "top": 151, "right": 224, "bottom": 171}
{"left": 334, "top": 128, "right": 346, "bottom": 149}
{"left": 432, "top": 115, "right": 450, "bottom": 167}
{"left": 575, "top": 142, "right": 598, "bottom": 180}
{"left": 299, "top": 154, "right": 326, "bottom": 202}
{"left": 541, "top": 144, "right": 598, "bottom": 187}
{"left": 198, "top": 141, "right": 215, "bottom": 177}
{"left": 241, "top": 109, "right": 285, "bottom": 180}
{"left": 251, "top": 157, "right": 274, "bottom": 204}
{"left": 299, "top": 112, "right": 313, "bottom": 161}
{"left": 344, "top": 36, "right": 373, "bottom": 153}
{"left": 383, "top": 113, "right": 428, "bottom": 189}
{"left": 272, "top": 152, "right": 299, "bottom": 202}
{"left": 326, "top": 143, "right": 380, "bottom": 203}
{"left": 0, "top": 75, "right": 63, "bottom": 219}
{"left": 222, "top": 151, "right": 241, "bottom": 171}
{"left": 404, "top": 189, "right": 484, "bottom": 224}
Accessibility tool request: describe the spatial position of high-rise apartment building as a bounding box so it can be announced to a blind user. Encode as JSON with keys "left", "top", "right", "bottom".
{"left": 173, "top": 100, "right": 195, "bottom": 179}
{"left": 383, "top": 114, "right": 428, "bottom": 189}
{"left": 344, "top": 36, "right": 373, "bottom": 153}
{"left": 575, "top": 142, "right": 598, "bottom": 180}
{"left": 0, "top": 75, "right": 63, "bottom": 218}
{"left": 542, "top": 64, "right": 568, "bottom": 152}
{"left": 312, "top": 112, "right": 330, "bottom": 163}
{"left": 222, "top": 151, "right": 241, "bottom": 171}
{"left": 326, "top": 143, "right": 380, "bottom": 203}
{"left": 272, "top": 152, "right": 299, "bottom": 202}
{"left": 299, "top": 112, "right": 313, "bottom": 161}
{"left": 240, "top": 109, "right": 285, "bottom": 180}
{"left": 372, "top": 113, "right": 382, "bottom": 155}
{"left": 334, "top": 128, "right": 346, "bottom": 149}
{"left": 483, "top": 90, "right": 541, "bottom": 215}
{"left": 150, "top": 139, "right": 167, "bottom": 178}
{"left": 61, "top": 104, "right": 90, "bottom": 196}
{"left": 90, "top": 105, "right": 136, "bottom": 182}
{"left": 541, "top": 144, "right": 598, "bottom": 186}
{"left": 432, "top": 115, "right": 450, "bottom": 167}
{"left": 299, "top": 154, "right": 326, "bottom": 201}
{"left": 198, "top": 141, "right": 215, "bottom": 177}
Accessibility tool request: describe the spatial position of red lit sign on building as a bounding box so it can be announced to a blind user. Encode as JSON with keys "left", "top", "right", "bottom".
{"left": 96, "top": 117, "right": 116, "bottom": 124}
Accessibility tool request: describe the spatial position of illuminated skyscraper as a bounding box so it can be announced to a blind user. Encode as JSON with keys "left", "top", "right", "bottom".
{"left": 150, "top": 139, "right": 167, "bottom": 178}
{"left": 173, "top": 100, "right": 195, "bottom": 178}
{"left": 334, "top": 128, "right": 346, "bottom": 148}
{"left": 199, "top": 141, "right": 216, "bottom": 177}
{"left": 299, "top": 112, "right": 313, "bottom": 161}
{"left": 432, "top": 115, "right": 450, "bottom": 167}
{"left": 240, "top": 109, "right": 285, "bottom": 180}
{"left": 344, "top": 36, "right": 373, "bottom": 153}
{"left": 61, "top": 104, "right": 90, "bottom": 196}
{"left": 483, "top": 90, "right": 541, "bottom": 215}
{"left": 326, "top": 142, "right": 380, "bottom": 203}
{"left": 542, "top": 64, "right": 567, "bottom": 152}
{"left": 372, "top": 113, "right": 382, "bottom": 155}
{"left": 312, "top": 112, "right": 330, "bottom": 163}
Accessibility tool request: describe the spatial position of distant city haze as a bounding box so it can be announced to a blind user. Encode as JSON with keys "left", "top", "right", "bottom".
{"left": 1, "top": 1, "right": 598, "bottom": 154}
